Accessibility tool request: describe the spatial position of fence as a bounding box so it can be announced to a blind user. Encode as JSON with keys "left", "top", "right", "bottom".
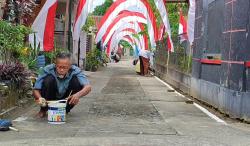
{"left": 155, "top": 38, "right": 192, "bottom": 74}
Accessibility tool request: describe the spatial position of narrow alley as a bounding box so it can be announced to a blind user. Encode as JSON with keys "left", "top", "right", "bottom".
{"left": 1, "top": 58, "right": 250, "bottom": 145}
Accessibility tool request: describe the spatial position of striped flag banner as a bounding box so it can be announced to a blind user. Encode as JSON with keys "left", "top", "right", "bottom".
{"left": 29, "top": 0, "right": 58, "bottom": 51}
{"left": 73, "top": 0, "right": 89, "bottom": 62}
{"left": 187, "top": 0, "right": 195, "bottom": 45}
{"left": 154, "top": 0, "right": 174, "bottom": 52}
{"left": 178, "top": 10, "right": 188, "bottom": 43}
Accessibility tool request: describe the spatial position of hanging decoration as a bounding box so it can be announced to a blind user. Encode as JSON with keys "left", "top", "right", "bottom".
{"left": 29, "top": 0, "right": 58, "bottom": 51}
{"left": 154, "top": 0, "right": 174, "bottom": 52}
{"left": 178, "top": 9, "right": 188, "bottom": 43}
{"left": 96, "top": 0, "right": 158, "bottom": 47}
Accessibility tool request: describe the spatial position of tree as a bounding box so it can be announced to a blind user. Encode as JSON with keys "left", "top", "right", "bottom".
{"left": 82, "top": 16, "right": 95, "bottom": 32}
{"left": 119, "top": 40, "right": 133, "bottom": 50}
{"left": 166, "top": 3, "right": 188, "bottom": 38}
{"left": 92, "top": 0, "right": 113, "bottom": 16}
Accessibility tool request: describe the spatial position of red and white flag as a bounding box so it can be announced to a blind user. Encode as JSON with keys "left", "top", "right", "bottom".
{"left": 73, "top": 0, "right": 89, "bottom": 42}
{"left": 154, "top": 0, "right": 174, "bottom": 52}
{"left": 167, "top": 36, "right": 173, "bottom": 52}
{"left": 29, "top": 0, "right": 58, "bottom": 51}
{"left": 158, "top": 24, "right": 165, "bottom": 41}
{"left": 96, "top": 0, "right": 158, "bottom": 48}
{"left": 187, "top": 0, "right": 195, "bottom": 45}
{"left": 72, "top": 0, "right": 89, "bottom": 62}
{"left": 178, "top": 10, "right": 188, "bottom": 43}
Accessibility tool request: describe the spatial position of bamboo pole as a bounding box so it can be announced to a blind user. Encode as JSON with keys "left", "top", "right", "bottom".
{"left": 68, "top": 0, "right": 73, "bottom": 52}
{"left": 167, "top": 51, "right": 170, "bottom": 74}
{"left": 63, "top": 0, "right": 70, "bottom": 49}
{"left": 187, "top": 44, "right": 193, "bottom": 73}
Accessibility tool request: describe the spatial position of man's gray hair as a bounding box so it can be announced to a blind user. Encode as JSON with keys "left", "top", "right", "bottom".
{"left": 56, "top": 52, "right": 71, "bottom": 60}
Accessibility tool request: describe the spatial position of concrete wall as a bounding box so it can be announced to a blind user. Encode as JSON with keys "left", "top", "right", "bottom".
{"left": 155, "top": 64, "right": 191, "bottom": 94}
{"left": 193, "top": 0, "right": 250, "bottom": 90}
{"left": 155, "top": 0, "right": 250, "bottom": 121}
{"left": 155, "top": 62, "right": 250, "bottom": 121}
{"left": 191, "top": 77, "right": 250, "bottom": 121}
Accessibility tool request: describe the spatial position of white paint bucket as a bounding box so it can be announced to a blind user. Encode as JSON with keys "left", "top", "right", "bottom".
{"left": 48, "top": 102, "right": 66, "bottom": 124}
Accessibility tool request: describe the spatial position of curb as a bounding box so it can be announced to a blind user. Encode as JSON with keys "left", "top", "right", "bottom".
{"left": 0, "top": 98, "right": 34, "bottom": 119}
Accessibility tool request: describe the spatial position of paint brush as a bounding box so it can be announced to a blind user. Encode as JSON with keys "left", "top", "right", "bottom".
{"left": 67, "top": 90, "right": 73, "bottom": 100}
{"left": 47, "top": 90, "right": 73, "bottom": 104}
{"left": 9, "top": 126, "right": 19, "bottom": 132}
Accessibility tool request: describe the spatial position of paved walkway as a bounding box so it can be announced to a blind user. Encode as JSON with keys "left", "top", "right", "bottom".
{"left": 1, "top": 59, "right": 250, "bottom": 145}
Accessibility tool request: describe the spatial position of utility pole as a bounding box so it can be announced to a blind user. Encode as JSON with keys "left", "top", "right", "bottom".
{"left": 67, "top": 0, "right": 73, "bottom": 52}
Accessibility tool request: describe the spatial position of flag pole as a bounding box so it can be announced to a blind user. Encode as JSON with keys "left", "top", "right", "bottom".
{"left": 167, "top": 50, "right": 170, "bottom": 74}
{"left": 187, "top": 43, "right": 193, "bottom": 73}
{"left": 68, "top": 0, "right": 73, "bottom": 52}
{"left": 63, "top": 0, "right": 69, "bottom": 49}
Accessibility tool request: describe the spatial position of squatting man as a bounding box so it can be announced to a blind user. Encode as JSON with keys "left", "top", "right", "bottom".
{"left": 33, "top": 53, "right": 91, "bottom": 118}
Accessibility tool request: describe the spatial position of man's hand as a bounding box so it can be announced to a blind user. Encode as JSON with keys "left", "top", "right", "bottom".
{"left": 36, "top": 97, "right": 47, "bottom": 107}
{"left": 68, "top": 94, "right": 80, "bottom": 105}
{"left": 67, "top": 85, "right": 91, "bottom": 105}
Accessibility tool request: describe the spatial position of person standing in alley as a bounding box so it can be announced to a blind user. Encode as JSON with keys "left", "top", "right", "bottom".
{"left": 33, "top": 52, "right": 91, "bottom": 118}
{"left": 138, "top": 49, "right": 151, "bottom": 76}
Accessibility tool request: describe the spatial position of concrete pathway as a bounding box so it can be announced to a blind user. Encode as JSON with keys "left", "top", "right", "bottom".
{"left": 1, "top": 59, "right": 250, "bottom": 145}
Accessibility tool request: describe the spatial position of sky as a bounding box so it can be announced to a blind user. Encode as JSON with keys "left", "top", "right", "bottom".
{"left": 89, "top": 0, "right": 106, "bottom": 12}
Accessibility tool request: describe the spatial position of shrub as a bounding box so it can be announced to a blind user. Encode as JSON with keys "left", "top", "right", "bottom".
{"left": 0, "top": 20, "right": 31, "bottom": 63}
{"left": 86, "top": 49, "right": 101, "bottom": 71}
{"left": 0, "top": 62, "right": 30, "bottom": 85}
{"left": 44, "top": 48, "right": 69, "bottom": 65}
{"left": 0, "top": 62, "right": 32, "bottom": 100}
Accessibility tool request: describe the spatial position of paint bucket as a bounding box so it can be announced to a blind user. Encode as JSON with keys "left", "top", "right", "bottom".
{"left": 48, "top": 102, "right": 66, "bottom": 124}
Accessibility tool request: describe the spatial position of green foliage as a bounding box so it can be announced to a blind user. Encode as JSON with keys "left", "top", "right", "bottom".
{"left": 18, "top": 33, "right": 41, "bottom": 71}
{"left": 153, "top": 3, "right": 191, "bottom": 73}
{"left": 101, "top": 51, "right": 110, "bottom": 65}
{"left": 19, "top": 46, "right": 39, "bottom": 71}
{"left": 92, "top": 0, "right": 113, "bottom": 16}
{"left": 0, "top": 20, "right": 33, "bottom": 101}
{"left": 169, "top": 44, "right": 192, "bottom": 73}
{"left": 148, "top": 0, "right": 162, "bottom": 26}
{"left": 119, "top": 40, "right": 132, "bottom": 50}
{"left": 82, "top": 16, "right": 95, "bottom": 32}
{"left": 0, "top": 20, "right": 31, "bottom": 63}
{"left": 86, "top": 48, "right": 101, "bottom": 72}
{"left": 165, "top": 3, "right": 190, "bottom": 73}
{"left": 44, "top": 48, "right": 69, "bottom": 64}
{"left": 166, "top": 3, "right": 188, "bottom": 38}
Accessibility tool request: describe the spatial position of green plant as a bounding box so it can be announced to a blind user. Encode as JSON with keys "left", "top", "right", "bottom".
{"left": 82, "top": 16, "right": 95, "bottom": 32}
{"left": 44, "top": 48, "right": 68, "bottom": 64}
{"left": 0, "top": 20, "right": 31, "bottom": 63}
{"left": 99, "top": 51, "right": 110, "bottom": 66}
{"left": 86, "top": 48, "right": 101, "bottom": 71}
{"left": 119, "top": 40, "right": 133, "bottom": 50}
{"left": 92, "top": 0, "right": 113, "bottom": 16}
{"left": 18, "top": 36, "right": 41, "bottom": 71}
